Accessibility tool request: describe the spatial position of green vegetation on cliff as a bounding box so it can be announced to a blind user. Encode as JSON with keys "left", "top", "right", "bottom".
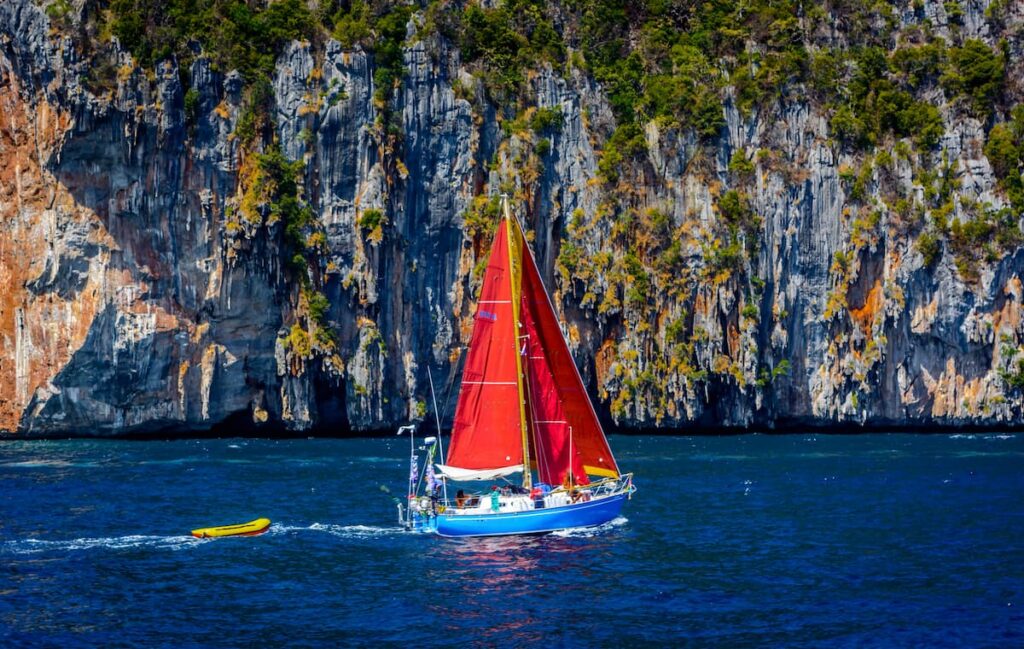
{"left": 107, "top": 0, "right": 316, "bottom": 78}
{"left": 443, "top": 0, "right": 564, "bottom": 101}
{"left": 326, "top": 1, "right": 414, "bottom": 103}
{"left": 90, "top": 1, "right": 1018, "bottom": 170}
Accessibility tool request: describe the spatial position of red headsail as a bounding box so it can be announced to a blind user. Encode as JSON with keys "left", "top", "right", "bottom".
{"left": 519, "top": 229, "right": 619, "bottom": 485}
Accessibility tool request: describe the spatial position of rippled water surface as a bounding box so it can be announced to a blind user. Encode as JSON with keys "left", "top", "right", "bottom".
{"left": 2, "top": 434, "right": 1023, "bottom": 646}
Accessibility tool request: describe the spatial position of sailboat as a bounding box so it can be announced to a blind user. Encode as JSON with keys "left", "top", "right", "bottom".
{"left": 398, "top": 197, "right": 635, "bottom": 537}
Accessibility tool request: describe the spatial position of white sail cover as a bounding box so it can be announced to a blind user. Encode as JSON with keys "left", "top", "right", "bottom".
{"left": 435, "top": 464, "right": 524, "bottom": 481}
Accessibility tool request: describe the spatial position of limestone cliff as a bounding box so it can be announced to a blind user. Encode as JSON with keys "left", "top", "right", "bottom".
{"left": 1, "top": 0, "right": 1023, "bottom": 436}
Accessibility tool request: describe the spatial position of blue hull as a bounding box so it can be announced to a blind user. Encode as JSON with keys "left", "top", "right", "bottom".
{"left": 432, "top": 493, "right": 628, "bottom": 538}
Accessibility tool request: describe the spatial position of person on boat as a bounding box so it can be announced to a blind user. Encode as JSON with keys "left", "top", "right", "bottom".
{"left": 562, "top": 471, "right": 588, "bottom": 502}
{"left": 490, "top": 486, "right": 500, "bottom": 512}
{"left": 455, "top": 489, "right": 466, "bottom": 508}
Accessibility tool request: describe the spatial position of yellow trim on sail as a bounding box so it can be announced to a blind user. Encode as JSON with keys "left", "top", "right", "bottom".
{"left": 504, "top": 198, "right": 532, "bottom": 490}
{"left": 584, "top": 465, "right": 619, "bottom": 479}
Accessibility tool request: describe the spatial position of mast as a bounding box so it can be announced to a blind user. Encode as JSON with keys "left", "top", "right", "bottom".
{"left": 503, "top": 196, "right": 532, "bottom": 490}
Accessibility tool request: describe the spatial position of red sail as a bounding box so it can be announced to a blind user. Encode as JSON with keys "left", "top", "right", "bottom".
{"left": 445, "top": 221, "right": 524, "bottom": 471}
{"left": 521, "top": 307, "right": 586, "bottom": 486}
{"left": 518, "top": 225, "right": 620, "bottom": 485}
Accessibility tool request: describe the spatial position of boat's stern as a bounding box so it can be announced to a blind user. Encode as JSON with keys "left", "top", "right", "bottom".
{"left": 409, "top": 511, "right": 438, "bottom": 534}
{"left": 399, "top": 498, "right": 440, "bottom": 534}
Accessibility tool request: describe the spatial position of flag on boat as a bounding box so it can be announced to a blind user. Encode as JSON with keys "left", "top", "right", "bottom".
{"left": 426, "top": 462, "right": 440, "bottom": 492}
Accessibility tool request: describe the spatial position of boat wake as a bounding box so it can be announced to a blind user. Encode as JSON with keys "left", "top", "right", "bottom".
{"left": 949, "top": 433, "right": 1016, "bottom": 440}
{"left": 2, "top": 534, "right": 204, "bottom": 555}
{"left": 270, "top": 523, "right": 404, "bottom": 539}
{"left": 3, "top": 523, "right": 408, "bottom": 553}
{"left": 550, "top": 516, "right": 628, "bottom": 538}
{"left": 2, "top": 459, "right": 100, "bottom": 469}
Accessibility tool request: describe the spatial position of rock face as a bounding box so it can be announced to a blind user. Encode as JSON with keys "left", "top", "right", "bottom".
{"left": 1, "top": 0, "right": 1023, "bottom": 436}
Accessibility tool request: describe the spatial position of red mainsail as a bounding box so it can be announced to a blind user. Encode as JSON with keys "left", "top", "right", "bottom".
{"left": 445, "top": 220, "right": 524, "bottom": 472}
{"left": 446, "top": 207, "right": 620, "bottom": 486}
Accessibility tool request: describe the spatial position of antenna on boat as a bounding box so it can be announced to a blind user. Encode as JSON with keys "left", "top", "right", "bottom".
{"left": 397, "top": 424, "right": 416, "bottom": 528}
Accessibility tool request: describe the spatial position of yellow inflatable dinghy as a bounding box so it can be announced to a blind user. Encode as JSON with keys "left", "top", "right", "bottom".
{"left": 191, "top": 518, "right": 271, "bottom": 538}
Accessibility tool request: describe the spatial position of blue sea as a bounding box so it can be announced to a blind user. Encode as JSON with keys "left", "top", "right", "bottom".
{"left": 2, "top": 434, "right": 1023, "bottom": 646}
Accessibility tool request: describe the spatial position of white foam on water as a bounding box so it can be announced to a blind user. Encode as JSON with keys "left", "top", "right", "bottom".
{"left": 271, "top": 523, "right": 403, "bottom": 539}
{"left": 550, "top": 516, "right": 628, "bottom": 538}
{"left": 3, "top": 534, "right": 205, "bottom": 555}
{"left": 949, "top": 432, "right": 1016, "bottom": 442}
{"left": 1, "top": 460, "right": 94, "bottom": 469}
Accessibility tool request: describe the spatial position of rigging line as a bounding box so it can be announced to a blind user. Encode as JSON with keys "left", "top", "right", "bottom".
{"left": 427, "top": 366, "right": 446, "bottom": 470}
{"left": 524, "top": 344, "right": 548, "bottom": 486}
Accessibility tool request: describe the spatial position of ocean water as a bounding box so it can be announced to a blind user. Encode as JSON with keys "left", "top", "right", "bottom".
{"left": 2, "top": 433, "right": 1022, "bottom": 647}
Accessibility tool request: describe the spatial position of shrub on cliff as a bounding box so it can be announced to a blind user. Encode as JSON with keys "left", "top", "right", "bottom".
{"left": 718, "top": 190, "right": 761, "bottom": 243}
{"left": 831, "top": 49, "right": 946, "bottom": 150}
{"left": 597, "top": 123, "right": 646, "bottom": 184}
{"left": 917, "top": 230, "right": 941, "bottom": 267}
{"left": 890, "top": 41, "right": 946, "bottom": 89}
{"left": 530, "top": 106, "right": 563, "bottom": 134}
{"left": 329, "top": 0, "right": 372, "bottom": 47}
{"left": 941, "top": 39, "right": 1005, "bottom": 118}
{"left": 985, "top": 106, "right": 1024, "bottom": 209}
